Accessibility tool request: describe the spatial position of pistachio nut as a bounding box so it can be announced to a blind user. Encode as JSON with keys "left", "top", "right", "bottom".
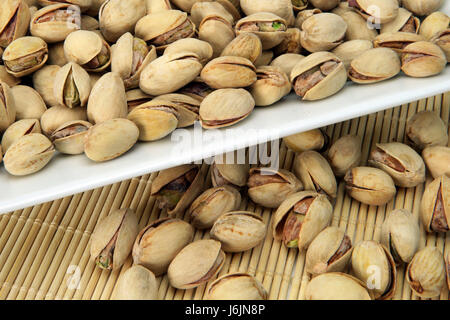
{"left": 155, "top": 93, "right": 200, "bottom": 127}
{"left": 254, "top": 50, "right": 274, "bottom": 67}
{"left": 0, "top": 81, "right": 16, "bottom": 132}
{"left": 273, "top": 28, "right": 302, "bottom": 56}
{"left": 344, "top": 166, "right": 397, "bottom": 206}
{"left": 87, "top": 72, "right": 128, "bottom": 124}
{"left": 32, "top": 65, "right": 60, "bottom": 107}
{"left": 305, "top": 226, "right": 353, "bottom": 276}
{"left": 338, "top": 11, "right": 378, "bottom": 41}
{"left": 283, "top": 129, "right": 328, "bottom": 153}
{"left": 151, "top": 164, "right": 206, "bottom": 216}
{"left": 211, "top": 152, "right": 250, "bottom": 188}
{"left": 295, "top": 8, "right": 321, "bottom": 29}
{"left": 422, "top": 146, "right": 450, "bottom": 179}
{"left": 270, "top": 53, "right": 305, "bottom": 77}
{"left": 84, "top": 118, "right": 139, "bottom": 162}
{"left": 188, "top": 185, "right": 241, "bottom": 229}
{"left": 50, "top": 120, "right": 92, "bottom": 155}
{"left": 419, "top": 12, "right": 449, "bottom": 40}
{"left": 327, "top": 134, "right": 362, "bottom": 177}
{"left": 406, "top": 110, "right": 449, "bottom": 150}
{"left": 0, "top": 0, "right": 31, "bottom": 48}
{"left": 190, "top": 1, "right": 234, "bottom": 28}
{"left": 407, "top": 246, "right": 445, "bottom": 298}
{"left": 272, "top": 191, "right": 333, "bottom": 250}
{"left": 349, "top": 0, "right": 399, "bottom": 24}
{"left": 90, "top": 208, "right": 139, "bottom": 270}
{"left": 3, "top": 133, "right": 55, "bottom": 176}
{"left": 248, "top": 167, "right": 304, "bottom": 208}
{"left": 305, "top": 272, "right": 372, "bottom": 300}
{"left": 145, "top": 0, "right": 171, "bottom": 14}
{"left": 98, "top": 0, "right": 146, "bottom": 42}
{"left": 210, "top": 211, "right": 266, "bottom": 252}
{"left": 37, "top": 0, "right": 92, "bottom": 12}
{"left": 381, "top": 209, "right": 420, "bottom": 264}
{"left": 300, "top": 13, "right": 346, "bottom": 52}
{"left": 381, "top": 7, "right": 420, "bottom": 34}
{"left": 240, "top": 0, "right": 295, "bottom": 26}
{"left": 167, "top": 239, "right": 225, "bottom": 290}
{"left": 30, "top": 3, "right": 82, "bottom": 43}
{"left": 112, "top": 32, "right": 157, "bottom": 90}
{"left": 348, "top": 48, "right": 401, "bottom": 84}
{"left": 40, "top": 105, "right": 87, "bottom": 136}
{"left": 220, "top": 33, "right": 262, "bottom": 64}
{"left": 198, "top": 15, "right": 235, "bottom": 58}
{"left": 1, "top": 119, "right": 41, "bottom": 154}
{"left": 292, "top": 0, "right": 309, "bottom": 11}
{"left": 48, "top": 42, "right": 68, "bottom": 66}
{"left": 236, "top": 12, "right": 288, "bottom": 50}
{"left": 369, "top": 142, "right": 426, "bottom": 188}
{"left": 402, "top": 0, "right": 444, "bottom": 16}
{"left": 401, "top": 41, "right": 446, "bottom": 77}
{"left": 421, "top": 175, "right": 449, "bottom": 233}
{"left": 53, "top": 62, "right": 91, "bottom": 109}
{"left": 164, "top": 38, "right": 213, "bottom": 65}
{"left": 178, "top": 79, "right": 214, "bottom": 102}
{"left": 3, "top": 36, "right": 48, "bottom": 77}
{"left": 132, "top": 217, "right": 194, "bottom": 276}
{"left": 201, "top": 56, "right": 256, "bottom": 89}
{"left": 373, "top": 32, "right": 425, "bottom": 53}
{"left": 431, "top": 29, "right": 450, "bottom": 62}
{"left": 293, "top": 150, "right": 338, "bottom": 199}
{"left": 0, "top": 65, "right": 20, "bottom": 87}
{"left": 139, "top": 52, "right": 202, "bottom": 96}
{"left": 331, "top": 40, "right": 374, "bottom": 70}
{"left": 64, "top": 30, "right": 111, "bottom": 72}
{"left": 113, "top": 265, "right": 158, "bottom": 300}
{"left": 291, "top": 51, "right": 347, "bottom": 100}
{"left": 207, "top": 273, "right": 268, "bottom": 300}
{"left": 199, "top": 88, "right": 255, "bottom": 129}
{"left": 249, "top": 66, "right": 291, "bottom": 107}
{"left": 126, "top": 88, "right": 153, "bottom": 113}
{"left": 81, "top": 14, "right": 99, "bottom": 31}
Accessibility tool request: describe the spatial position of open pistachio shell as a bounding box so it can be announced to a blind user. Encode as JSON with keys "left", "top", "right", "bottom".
{"left": 113, "top": 265, "right": 158, "bottom": 300}
{"left": 406, "top": 110, "right": 448, "bottom": 150}
{"left": 270, "top": 53, "right": 305, "bottom": 76}
{"left": 212, "top": 152, "right": 250, "bottom": 188}
{"left": 191, "top": 1, "right": 234, "bottom": 28}
{"left": 0, "top": 0, "right": 31, "bottom": 48}
{"left": 422, "top": 146, "right": 450, "bottom": 179}
{"left": 421, "top": 175, "right": 449, "bottom": 233}
{"left": 198, "top": 15, "right": 235, "bottom": 58}
{"left": 419, "top": 12, "right": 449, "bottom": 40}
{"left": 221, "top": 33, "right": 262, "bottom": 64}
{"left": 50, "top": 120, "right": 92, "bottom": 155}
{"left": 177, "top": 78, "right": 214, "bottom": 102}
{"left": 3, "top": 36, "right": 48, "bottom": 77}
{"left": 373, "top": 32, "right": 425, "bottom": 53}
{"left": 338, "top": 11, "right": 378, "bottom": 41}
{"left": 327, "top": 134, "right": 362, "bottom": 177}
{"left": 126, "top": 88, "right": 153, "bottom": 113}
{"left": 40, "top": 105, "right": 87, "bottom": 136}
{"left": 207, "top": 273, "right": 268, "bottom": 300}
{"left": 1, "top": 119, "right": 41, "bottom": 154}
{"left": 350, "top": 0, "right": 399, "bottom": 24}
{"left": 201, "top": 56, "right": 256, "bottom": 89}
{"left": 431, "top": 29, "right": 450, "bottom": 62}
{"left": 284, "top": 129, "right": 328, "bottom": 153}
{"left": 381, "top": 7, "right": 420, "bottom": 34}
{"left": 54, "top": 62, "right": 91, "bottom": 109}
{"left": 164, "top": 38, "right": 213, "bottom": 65}
{"left": 295, "top": 8, "right": 321, "bottom": 29}
{"left": 10, "top": 85, "right": 46, "bottom": 120}
{"left": 155, "top": 93, "right": 199, "bottom": 127}
{"left": 32, "top": 65, "right": 60, "bottom": 108}
{"left": 402, "top": 0, "right": 444, "bottom": 16}
{"left": 401, "top": 41, "right": 446, "bottom": 77}
{"left": 0, "top": 81, "right": 16, "bottom": 132}
{"left": 332, "top": 40, "right": 373, "bottom": 70}
{"left": 249, "top": 66, "right": 291, "bottom": 106}
{"left": 240, "top": 0, "right": 294, "bottom": 26}
{"left": 300, "top": 13, "right": 347, "bottom": 52}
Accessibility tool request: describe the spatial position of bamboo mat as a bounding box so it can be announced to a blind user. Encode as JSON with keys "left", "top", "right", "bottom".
{"left": 0, "top": 92, "right": 449, "bottom": 300}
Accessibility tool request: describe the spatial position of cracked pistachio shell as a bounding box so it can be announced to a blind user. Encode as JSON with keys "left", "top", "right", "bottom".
{"left": 30, "top": 3, "right": 82, "bottom": 43}
{"left": 310, "top": 0, "right": 340, "bottom": 10}
{"left": 3, "top": 133, "right": 55, "bottom": 176}
{"left": 167, "top": 239, "right": 225, "bottom": 290}
{"left": 351, "top": 240, "right": 397, "bottom": 300}
{"left": 249, "top": 66, "right": 291, "bottom": 106}
{"left": 381, "top": 7, "right": 420, "bottom": 34}
{"left": 248, "top": 167, "right": 304, "bottom": 208}
{"left": 191, "top": 1, "right": 234, "bottom": 28}
{"left": 188, "top": 186, "right": 241, "bottom": 229}
{"left": 132, "top": 217, "right": 194, "bottom": 276}
{"left": 50, "top": 120, "right": 92, "bottom": 155}
{"left": 327, "top": 134, "right": 362, "bottom": 177}
{"left": 402, "top": 0, "right": 443, "bottom": 16}
{"left": 305, "top": 272, "right": 372, "bottom": 300}
{"left": 431, "top": 29, "right": 450, "bottom": 62}
{"left": 344, "top": 166, "right": 396, "bottom": 206}
{"left": 338, "top": 11, "right": 378, "bottom": 41}
{"left": 145, "top": 0, "right": 171, "bottom": 13}
{"left": 422, "top": 146, "right": 450, "bottom": 179}
{"left": 351, "top": 0, "right": 399, "bottom": 24}
{"left": 348, "top": 48, "right": 400, "bottom": 84}
{"left": 332, "top": 40, "right": 373, "bottom": 70}
{"left": 99, "top": 0, "right": 146, "bottom": 42}
{"left": 198, "top": 15, "right": 235, "bottom": 58}
{"left": 273, "top": 27, "right": 302, "bottom": 56}
{"left": 126, "top": 88, "right": 153, "bottom": 113}
{"left": 155, "top": 93, "right": 200, "bottom": 127}
{"left": 210, "top": 211, "right": 266, "bottom": 252}
{"left": 381, "top": 209, "right": 420, "bottom": 264}
{"left": 40, "top": 105, "right": 87, "bottom": 136}
{"left": 305, "top": 226, "right": 353, "bottom": 276}
{"left": 48, "top": 42, "right": 68, "bottom": 66}
{"left": 406, "top": 111, "right": 448, "bottom": 150}
{"left": 0, "top": 81, "right": 16, "bottom": 132}
{"left": 3, "top": 36, "right": 48, "bottom": 77}
{"left": 84, "top": 118, "right": 139, "bottom": 162}
{"left": 207, "top": 272, "right": 267, "bottom": 300}
{"left": 284, "top": 129, "right": 328, "bottom": 153}
{"left": 87, "top": 72, "right": 128, "bottom": 124}
{"left": 300, "top": 13, "right": 346, "bottom": 52}
{"left": 212, "top": 152, "right": 250, "bottom": 188}
{"left": 221, "top": 33, "right": 262, "bottom": 64}
{"left": 90, "top": 208, "right": 139, "bottom": 270}
{"left": 295, "top": 9, "right": 321, "bottom": 29}
{"left": 270, "top": 53, "right": 305, "bottom": 77}
{"left": 0, "top": 0, "right": 31, "bottom": 48}
{"left": 32, "top": 65, "right": 60, "bottom": 107}
{"left": 199, "top": 88, "right": 255, "bottom": 129}
{"left": 113, "top": 265, "right": 157, "bottom": 300}
{"left": 272, "top": 191, "right": 333, "bottom": 250}
{"left": 373, "top": 32, "right": 425, "bottom": 52}
{"left": 164, "top": 38, "right": 213, "bottom": 65}
{"left": 1, "top": 119, "right": 41, "bottom": 154}
{"left": 0, "top": 65, "right": 20, "bottom": 87}
{"left": 407, "top": 246, "right": 445, "bottom": 298}
{"left": 11, "top": 85, "right": 46, "bottom": 120}
{"left": 369, "top": 142, "right": 426, "bottom": 188}
{"left": 293, "top": 150, "right": 337, "bottom": 199}
{"left": 201, "top": 56, "right": 256, "bottom": 89}
{"left": 401, "top": 41, "right": 446, "bottom": 77}
{"left": 81, "top": 14, "right": 99, "bottom": 30}
{"left": 54, "top": 62, "right": 91, "bottom": 109}
{"left": 140, "top": 52, "right": 202, "bottom": 96}
{"left": 420, "top": 175, "right": 449, "bottom": 233}
{"left": 240, "top": 0, "right": 294, "bottom": 26}
{"left": 420, "top": 12, "right": 449, "bottom": 40}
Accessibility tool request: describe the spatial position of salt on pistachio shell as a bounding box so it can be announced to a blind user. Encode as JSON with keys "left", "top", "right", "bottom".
{"left": 369, "top": 142, "right": 426, "bottom": 188}
{"left": 40, "top": 105, "right": 87, "bottom": 136}
{"left": 132, "top": 217, "right": 195, "bottom": 276}
{"left": 212, "top": 152, "right": 250, "bottom": 188}
{"left": 431, "top": 29, "right": 450, "bottom": 62}
{"left": 348, "top": 48, "right": 400, "bottom": 84}
{"left": 338, "top": 11, "right": 378, "bottom": 41}
{"left": 406, "top": 110, "right": 449, "bottom": 150}
{"left": 50, "top": 120, "right": 92, "bottom": 155}
{"left": 247, "top": 167, "right": 304, "bottom": 209}
{"left": 305, "top": 272, "right": 372, "bottom": 300}
{"left": 401, "top": 41, "right": 447, "bottom": 78}
{"left": 154, "top": 93, "right": 200, "bottom": 127}
{"left": 0, "top": 0, "right": 31, "bottom": 48}
{"left": 198, "top": 15, "right": 235, "bottom": 58}
{"left": 1, "top": 119, "right": 41, "bottom": 154}
{"left": 273, "top": 27, "right": 302, "bottom": 56}
{"left": 293, "top": 150, "right": 337, "bottom": 199}
{"left": 126, "top": 88, "right": 153, "bottom": 113}
{"left": 3, "top": 36, "right": 48, "bottom": 77}
{"left": 0, "top": 81, "right": 16, "bottom": 132}
{"left": 419, "top": 12, "right": 449, "bottom": 40}
{"left": 199, "top": 88, "right": 255, "bottom": 129}
{"left": 240, "top": 0, "right": 295, "bottom": 26}
{"left": 164, "top": 38, "right": 213, "bottom": 65}
{"left": 37, "top": 0, "right": 92, "bottom": 12}
{"left": 295, "top": 8, "right": 321, "bottom": 29}
{"left": 190, "top": 1, "right": 234, "bottom": 28}
{"left": 201, "top": 56, "right": 256, "bottom": 89}
{"left": 283, "top": 129, "right": 328, "bottom": 153}
{"left": 87, "top": 72, "right": 128, "bottom": 124}
{"left": 90, "top": 208, "right": 139, "bottom": 270}
{"left": 254, "top": 50, "right": 274, "bottom": 67}
{"left": 32, "top": 65, "right": 60, "bottom": 107}
{"left": 113, "top": 265, "right": 158, "bottom": 300}
{"left": 406, "top": 246, "right": 446, "bottom": 298}
{"left": 54, "top": 62, "right": 91, "bottom": 109}
{"left": 84, "top": 118, "right": 139, "bottom": 162}
{"left": 327, "top": 134, "right": 362, "bottom": 177}
{"left": 0, "top": 65, "right": 20, "bottom": 87}
{"left": 221, "top": 33, "right": 262, "bottom": 64}
{"left": 81, "top": 14, "right": 99, "bottom": 30}
{"left": 422, "top": 146, "right": 450, "bottom": 178}
{"left": 350, "top": 0, "right": 399, "bottom": 24}
{"left": 3, "top": 133, "right": 55, "bottom": 176}
{"left": 145, "top": 0, "right": 171, "bottom": 14}
{"left": 332, "top": 40, "right": 373, "bottom": 70}
{"left": 420, "top": 175, "right": 449, "bottom": 233}
{"left": 351, "top": 240, "right": 397, "bottom": 300}
{"left": 344, "top": 166, "right": 397, "bottom": 206}
{"left": 381, "top": 7, "right": 420, "bottom": 34}
{"left": 373, "top": 32, "right": 425, "bottom": 53}
{"left": 402, "top": 0, "right": 444, "bottom": 16}
{"left": 48, "top": 42, "right": 68, "bottom": 66}
{"left": 207, "top": 273, "right": 268, "bottom": 300}
{"left": 249, "top": 66, "right": 291, "bottom": 106}
{"left": 381, "top": 209, "right": 420, "bottom": 264}
{"left": 210, "top": 211, "right": 267, "bottom": 252}
{"left": 270, "top": 53, "right": 305, "bottom": 77}
{"left": 290, "top": 51, "right": 347, "bottom": 101}
{"left": 188, "top": 185, "right": 241, "bottom": 229}
{"left": 305, "top": 226, "right": 353, "bottom": 276}
{"left": 167, "top": 239, "right": 225, "bottom": 290}
{"left": 30, "top": 3, "right": 82, "bottom": 43}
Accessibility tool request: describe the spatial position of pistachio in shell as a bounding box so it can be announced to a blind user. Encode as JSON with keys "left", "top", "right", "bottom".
{"left": 0, "top": 0, "right": 31, "bottom": 48}
{"left": 198, "top": 16, "right": 235, "bottom": 58}
{"left": 331, "top": 40, "right": 374, "bottom": 70}
{"left": 177, "top": 79, "right": 214, "bottom": 102}
{"left": 295, "top": 8, "right": 321, "bottom": 29}
{"left": 221, "top": 33, "right": 263, "bottom": 64}
{"left": 253, "top": 50, "right": 274, "bottom": 67}
{"left": 37, "top": 0, "right": 92, "bottom": 12}
{"left": 283, "top": 129, "right": 328, "bottom": 153}
{"left": 270, "top": 53, "right": 305, "bottom": 77}
{"left": 145, "top": 0, "right": 171, "bottom": 14}
{"left": 164, "top": 38, "right": 213, "bottom": 65}
{"left": 207, "top": 273, "right": 268, "bottom": 300}
{"left": 40, "top": 105, "right": 87, "bottom": 136}
{"left": 337, "top": 10, "right": 378, "bottom": 41}
{"left": 419, "top": 12, "right": 449, "bottom": 40}
{"left": 431, "top": 29, "right": 450, "bottom": 62}
{"left": 154, "top": 93, "right": 200, "bottom": 127}
{"left": 373, "top": 32, "right": 425, "bottom": 53}
{"left": 81, "top": 14, "right": 99, "bottom": 31}
{"left": 292, "top": 0, "right": 309, "bottom": 11}
{"left": 249, "top": 66, "right": 291, "bottom": 107}
{"left": 401, "top": 41, "right": 446, "bottom": 78}
{"left": 0, "top": 65, "right": 20, "bottom": 87}
{"left": 402, "top": 0, "right": 444, "bottom": 16}
{"left": 32, "top": 65, "right": 61, "bottom": 108}
{"left": 0, "top": 81, "right": 16, "bottom": 132}
{"left": 406, "top": 110, "right": 449, "bottom": 150}
{"left": 273, "top": 27, "right": 302, "bottom": 56}
{"left": 53, "top": 62, "right": 91, "bottom": 109}
{"left": 240, "top": 0, "right": 295, "bottom": 26}
{"left": 1, "top": 119, "right": 41, "bottom": 154}
{"left": 349, "top": 0, "right": 399, "bottom": 24}
{"left": 10, "top": 85, "right": 46, "bottom": 120}
{"left": 381, "top": 7, "right": 420, "bottom": 34}
{"left": 327, "top": 134, "right": 362, "bottom": 177}
{"left": 201, "top": 56, "right": 257, "bottom": 89}
{"left": 126, "top": 88, "right": 153, "bottom": 113}
{"left": 422, "top": 146, "right": 450, "bottom": 179}
{"left": 50, "top": 120, "right": 92, "bottom": 155}
{"left": 113, "top": 265, "right": 158, "bottom": 300}
{"left": 169, "top": 0, "right": 197, "bottom": 12}
{"left": 420, "top": 175, "right": 449, "bottom": 233}
{"left": 132, "top": 217, "right": 194, "bottom": 276}
{"left": 211, "top": 152, "right": 250, "bottom": 188}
